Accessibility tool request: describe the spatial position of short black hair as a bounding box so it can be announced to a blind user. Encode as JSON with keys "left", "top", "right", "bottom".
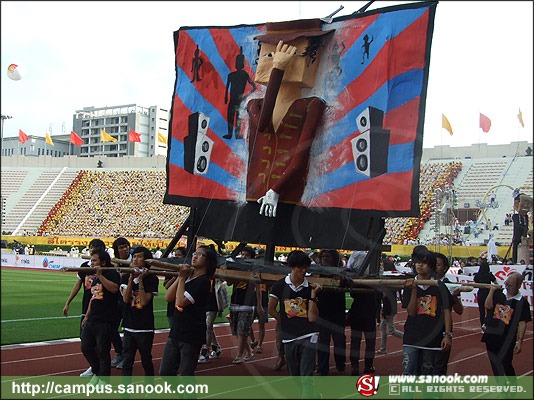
{"left": 92, "top": 249, "right": 111, "bottom": 267}
{"left": 112, "top": 237, "right": 131, "bottom": 256}
{"left": 435, "top": 252, "right": 450, "bottom": 271}
{"left": 242, "top": 246, "right": 256, "bottom": 259}
{"left": 287, "top": 250, "right": 311, "bottom": 268}
{"left": 133, "top": 246, "right": 152, "bottom": 261}
{"left": 175, "top": 246, "right": 187, "bottom": 257}
{"left": 89, "top": 239, "right": 106, "bottom": 252}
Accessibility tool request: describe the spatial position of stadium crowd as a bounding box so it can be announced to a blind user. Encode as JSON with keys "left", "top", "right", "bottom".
{"left": 38, "top": 170, "right": 189, "bottom": 238}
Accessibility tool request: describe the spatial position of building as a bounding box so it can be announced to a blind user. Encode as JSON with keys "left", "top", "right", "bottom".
{"left": 1, "top": 134, "right": 71, "bottom": 157}
{"left": 72, "top": 104, "right": 169, "bottom": 158}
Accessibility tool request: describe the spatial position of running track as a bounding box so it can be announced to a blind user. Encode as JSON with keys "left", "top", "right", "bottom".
{"left": 2, "top": 307, "right": 532, "bottom": 377}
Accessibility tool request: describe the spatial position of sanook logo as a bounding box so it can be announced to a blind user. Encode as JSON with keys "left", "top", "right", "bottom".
{"left": 356, "top": 375, "right": 380, "bottom": 397}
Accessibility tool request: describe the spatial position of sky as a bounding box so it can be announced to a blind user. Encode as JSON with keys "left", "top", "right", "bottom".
{"left": 1, "top": 1, "right": 532, "bottom": 149}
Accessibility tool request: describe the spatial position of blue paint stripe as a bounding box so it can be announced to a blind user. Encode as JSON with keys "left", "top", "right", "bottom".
{"left": 187, "top": 29, "right": 231, "bottom": 85}
{"left": 174, "top": 66, "right": 247, "bottom": 163}
{"left": 339, "top": 7, "right": 428, "bottom": 88}
{"left": 228, "top": 25, "right": 264, "bottom": 74}
{"left": 168, "top": 137, "right": 244, "bottom": 193}
{"left": 312, "top": 69, "right": 424, "bottom": 156}
{"left": 304, "top": 142, "right": 414, "bottom": 199}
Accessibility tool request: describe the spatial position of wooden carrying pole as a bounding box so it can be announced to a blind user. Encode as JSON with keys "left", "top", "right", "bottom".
{"left": 77, "top": 256, "right": 502, "bottom": 290}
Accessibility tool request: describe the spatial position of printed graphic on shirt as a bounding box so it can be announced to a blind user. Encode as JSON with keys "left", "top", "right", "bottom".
{"left": 284, "top": 297, "right": 307, "bottom": 318}
{"left": 84, "top": 275, "right": 95, "bottom": 290}
{"left": 91, "top": 283, "right": 104, "bottom": 300}
{"left": 132, "top": 291, "right": 143, "bottom": 309}
{"left": 494, "top": 304, "right": 514, "bottom": 325}
{"left": 417, "top": 295, "right": 437, "bottom": 317}
{"left": 236, "top": 281, "right": 248, "bottom": 290}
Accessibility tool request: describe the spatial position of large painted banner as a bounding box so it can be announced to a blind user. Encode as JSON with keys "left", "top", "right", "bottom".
{"left": 165, "top": 2, "right": 438, "bottom": 248}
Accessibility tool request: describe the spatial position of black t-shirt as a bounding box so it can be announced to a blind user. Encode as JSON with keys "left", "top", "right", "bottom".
{"left": 349, "top": 291, "right": 380, "bottom": 330}
{"left": 164, "top": 276, "right": 176, "bottom": 318}
{"left": 206, "top": 279, "right": 218, "bottom": 312}
{"left": 270, "top": 277, "right": 317, "bottom": 341}
{"left": 121, "top": 273, "right": 159, "bottom": 331}
{"left": 402, "top": 280, "right": 452, "bottom": 349}
{"left": 474, "top": 271, "right": 497, "bottom": 300}
{"left": 231, "top": 281, "right": 256, "bottom": 307}
{"left": 169, "top": 274, "right": 210, "bottom": 344}
{"left": 77, "top": 261, "right": 95, "bottom": 315}
{"left": 87, "top": 269, "right": 121, "bottom": 323}
{"left": 317, "top": 290, "right": 345, "bottom": 322}
{"left": 481, "top": 291, "right": 532, "bottom": 348}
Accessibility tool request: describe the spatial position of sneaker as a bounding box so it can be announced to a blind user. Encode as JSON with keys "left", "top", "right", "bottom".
{"left": 198, "top": 355, "right": 208, "bottom": 363}
{"left": 87, "top": 375, "right": 100, "bottom": 386}
{"left": 243, "top": 353, "right": 254, "bottom": 361}
{"left": 363, "top": 366, "right": 376, "bottom": 374}
{"left": 80, "top": 366, "right": 93, "bottom": 377}
{"left": 209, "top": 350, "right": 218, "bottom": 359}
{"left": 255, "top": 346, "right": 263, "bottom": 354}
{"left": 481, "top": 323, "right": 486, "bottom": 332}
{"left": 211, "top": 344, "right": 222, "bottom": 356}
{"left": 116, "top": 359, "right": 125, "bottom": 369}
{"left": 111, "top": 354, "right": 123, "bottom": 367}
{"left": 376, "top": 349, "right": 387, "bottom": 355}
{"left": 250, "top": 340, "right": 258, "bottom": 349}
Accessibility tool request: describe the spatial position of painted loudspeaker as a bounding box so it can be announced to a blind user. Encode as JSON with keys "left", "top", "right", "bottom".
{"left": 351, "top": 107, "right": 390, "bottom": 178}
{"left": 184, "top": 112, "right": 213, "bottom": 175}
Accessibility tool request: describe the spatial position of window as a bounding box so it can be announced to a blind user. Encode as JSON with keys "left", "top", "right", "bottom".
{"left": 92, "top": 119, "right": 100, "bottom": 126}
{"left": 82, "top": 129, "right": 89, "bottom": 136}
{"left": 82, "top": 120, "right": 90, "bottom": 127}
{"left": 120, "top": 116, "right": 128, "bottom": 123}
{"left": 38, "top": 148, "right": 41, "bottom": 155}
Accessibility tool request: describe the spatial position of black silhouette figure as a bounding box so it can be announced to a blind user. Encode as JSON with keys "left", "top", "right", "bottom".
{"left": 361, "top": 34, "right": 374, "bottom": 64}
{"left": 328, "top": 40, "right": 346, "bottom": 79}
{"left": 191, "top": 45, "right": 203, "bottom": 83}
{"left": 223, "top": 47, "right": 256, "bottom": 139}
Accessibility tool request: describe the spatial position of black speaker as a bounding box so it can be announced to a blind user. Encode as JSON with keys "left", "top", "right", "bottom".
{"left": 184, "top": 112, "right": 213, "bottom": 175}
{"left": 351, "top": 107, "right": 390, "bottom": 178}
{"left": 356, "top": 106, "right": 384, "bottom": 133}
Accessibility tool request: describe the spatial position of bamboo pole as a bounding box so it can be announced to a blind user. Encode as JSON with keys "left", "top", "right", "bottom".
{"left": 78, "top": 256, "right": 501, "bottom": 290}
{"left": 60, "top": 266, "right": 178, "bottom": 277}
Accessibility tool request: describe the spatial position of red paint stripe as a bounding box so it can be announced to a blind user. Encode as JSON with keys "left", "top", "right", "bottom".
{"left": 335, "top": 14, "right": 381, "bottom": 58}
{"left": 209, "top": 28, "right": 257, "bottom": 86}
{"left": 328, "top": 10, "right": 429, "bottom": 128}
{"left": 316, "top": 97, "right": 421, "bottom": 176}
{"left": 168, "top": 163, "right": 239, "bottom": 200}
{"left": 306, "top": 170, "right": 413, "bottom": 210}
{"left": 171, "top": 95, "right": 246, "bottom": 179}
{"left": 175, "top": 30, "right": 228, "bottom": 121}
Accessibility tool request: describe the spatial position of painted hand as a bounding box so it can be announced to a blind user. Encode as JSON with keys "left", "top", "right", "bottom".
{"left": 257, "top": 189, "right": 280, "bottom": 217}
{"left": 272, "top": 40, "right": 297, "bottom": 70}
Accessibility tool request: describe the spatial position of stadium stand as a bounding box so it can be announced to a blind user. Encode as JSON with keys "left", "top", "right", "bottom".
{"left": 1, "top": 155, "right": 532, "bottom": 245}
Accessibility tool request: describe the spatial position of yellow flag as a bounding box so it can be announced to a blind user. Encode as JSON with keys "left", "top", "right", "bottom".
{"left": 442, "top": 114, "right": 453, "bottom": 136}
{"left": 101, "top": 129, "right": 117, "bottom": 142}
{"left": 158, "top": 132, "right": 167, "bottom": 144}
{"left": 45, "top": 133, "right": 54, "bottom": 146}
{"left": 517, "top": 108, "right": 524, "bottom": 128}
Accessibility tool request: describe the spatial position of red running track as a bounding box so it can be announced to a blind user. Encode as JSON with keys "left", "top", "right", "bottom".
{"left": 1, "top": 307, "right": 532, "bottom": 377}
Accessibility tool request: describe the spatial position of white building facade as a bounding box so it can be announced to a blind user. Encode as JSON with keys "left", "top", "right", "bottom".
{"left": 72, "top": 104, "right": 169, "bottom": 158}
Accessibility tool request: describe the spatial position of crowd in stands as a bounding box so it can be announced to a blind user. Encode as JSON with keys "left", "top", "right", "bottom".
{"left": 38, "top": 170, "right": 189, "bottom": 238}
{"left": 383, "top": 162, "right": 462, "bottom": 245}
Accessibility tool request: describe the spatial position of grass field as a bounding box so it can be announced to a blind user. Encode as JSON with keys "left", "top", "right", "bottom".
{"left": 0, "top": 268, "right": 235, "bottom": 346}
{"left": 1, "top": 268, "right": 356, "bottom": 346}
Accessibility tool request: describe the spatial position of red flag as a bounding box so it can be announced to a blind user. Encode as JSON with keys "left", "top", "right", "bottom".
{"left": 18, "top": 129, "right": 29, "bottom": 143}
{"left": 70, "top": 131, "right": 83, "bottom": 146}
{"left": 128, "top": 130, "right": 141, "bottom": 142}
{"left": 479, "top": 113, "right": 491, "bottom": 133}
